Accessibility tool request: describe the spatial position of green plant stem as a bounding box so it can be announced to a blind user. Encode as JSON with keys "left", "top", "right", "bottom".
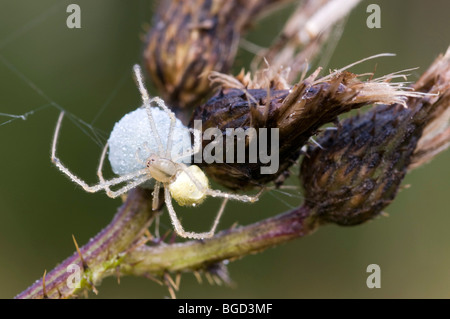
{"left": 15, "top": 187, "right": 317, "bottom": 299}
{"left": 121, "top": 204, "right": 317, "bottom": 276}
{"left": 15, "top": 188, "right": 155, "bottom": 299}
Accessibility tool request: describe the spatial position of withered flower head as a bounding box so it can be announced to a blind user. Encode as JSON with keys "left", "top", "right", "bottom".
{"left": 300, "top": 48, "right": 450, "bottom": 226}
{"left": 191, "top": 61, "right": 427, "bottom": 190}
{"left": 144, "top": 0, "right": 289, "bottom": 110}
{"left": 300, "top": 104, "right": 419, "bottom": 225}
{"left": 409, "top": 48, "right": 450, "bottom": 169}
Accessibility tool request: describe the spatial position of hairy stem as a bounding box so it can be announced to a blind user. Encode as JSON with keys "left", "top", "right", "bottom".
{"left": 15, "top": 191, "right": 317, "bottom": 298}
{"left": 15, "top": 188, "right": 155, "bottom": 299}
{"left": 121, "top": 205, "right": 317, "bottom": 276}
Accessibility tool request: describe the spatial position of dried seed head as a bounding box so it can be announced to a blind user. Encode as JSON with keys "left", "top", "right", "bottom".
{"left": 300, "top": 104, "right": 420, "bottom": 225}
{"left": 191, "top": 64, "right": 425, "bottom": 190}
{"left": 300, "top": 48, "right": 450, "bottom": 225}
{"left": 191, "top": 87, "right": 289, "bottom": 190}
{"left": 409, "top": 48, "right": 450, "bottom": 169}
{"left": 251, "top": 0, "right": 363, "bottom": 82}
{"left": 144, "top": 0, "right": 237, "bottom": 110}
{"left": 144, "top": 0, "right": 290, "bottom": 110}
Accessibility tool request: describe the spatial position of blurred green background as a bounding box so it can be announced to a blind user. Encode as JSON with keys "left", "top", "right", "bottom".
{"left": 0, "top": 0, "right": 449, "bottom": 299}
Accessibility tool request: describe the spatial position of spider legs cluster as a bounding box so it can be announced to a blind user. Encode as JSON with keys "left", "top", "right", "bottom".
{"left": 51, "top": 64, "right": 262, "bottom": 239}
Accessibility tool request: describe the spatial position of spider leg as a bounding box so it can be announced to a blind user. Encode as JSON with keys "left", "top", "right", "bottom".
{"left": 178, "top": 162, "right": 263, "bottom": 203}
{"left": 101, "top": 174, "right": 151, "bottom": 198}
{"left": 96, "top": 140, "right": 154, "bottom": 198}
{"left": 133, "top": 64, "right": 164, "bottom": 155}
{"left": 97, "top": 141, "right": 112, "bottom": 193}
{"left": 149, "top": 96, "right": 176, "bottom": 158}
{"left": 173, "top": 127, "right": 202, "bottom": 162}
{"left": 52, "top": 111, "right": 148, "bottom": 196}
{"left": 200, "top": 197, "right": 228, "bottom": 238}
{"left": 152, "top": 181, "right": 161, "bottom": 211}
{"left": 206, "top": 187, "right": 262, "bottom": 203}
{"left": 152, "top": 181, "right": 162, "bottom": 238}
{"left": 164, "top": 186, "right": 185, "bottom": 237}
{"left": 164, "top": 187, "right": 228, "bottom": 239}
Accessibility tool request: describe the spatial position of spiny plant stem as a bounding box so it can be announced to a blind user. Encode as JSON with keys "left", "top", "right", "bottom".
{"left": 15, "top": 188, "right": 155, "bottom": 299}
{"left": 121, "top": 205, "right": 317, "bottom": 277}
{"left": 15, "top": 189, "right": 317, "bottom": 299}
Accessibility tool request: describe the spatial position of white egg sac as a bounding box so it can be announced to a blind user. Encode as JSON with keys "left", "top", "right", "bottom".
{"left": 108, "top": 107, "right": 192, "bottom": 184}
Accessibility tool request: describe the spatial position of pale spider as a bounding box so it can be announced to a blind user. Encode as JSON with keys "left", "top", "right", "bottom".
{"left": 51, "top": 64, "right": 261, "bottom": 239}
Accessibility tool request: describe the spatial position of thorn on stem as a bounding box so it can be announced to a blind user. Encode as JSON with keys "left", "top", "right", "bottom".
{"left": 116, "top": 266, "right": 121, "bottom": 285}
{"left": 167, "top": 286, "right": 176, "bottom": 300}
{"left": 42, "top": 270, "right": 49, "bottom": 299}
{"left": 175, "top": 273, "right": 181, "bottom": 291}
{"left": 164, "top": 272, "right": 179, "bottom": 291}
{"left": 193, "top": 271, "right": 203, "bottom": 284}
{"left": 144, "top": 229, "right": 153, "bottom": 241}
{"left": 56, "top": 287, "right": 62, "bottom": 299}
{"left": 161, "top": 229, "right": 172, "bottom": 243}
{"left": 87, "top": 279, "right": 99, "bottom": 295}
{"left": 72, "top": 234, "right": 88, "bottom": 271}
{"left": 169, "top": 230, "right": 177, "bottom": 244}
{"left": 205, "top": 272, "right": 214, "bottom": 285}
{"left": 164, "top": 272, "right": 179, "bottom": 298}
{"left": 144, "top": 273, "right": 164, "bottom": 286}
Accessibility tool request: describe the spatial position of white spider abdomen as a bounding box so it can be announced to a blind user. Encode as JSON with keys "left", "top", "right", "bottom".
{"left": 169, "top": 165, "right": 209, "bottom": 206}
{"left": 107, "top": 107, "right": 192, "bottom": 188}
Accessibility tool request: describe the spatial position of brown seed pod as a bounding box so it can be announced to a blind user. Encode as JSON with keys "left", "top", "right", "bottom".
{"left": 300, "top": 104, "right": 421, "bottom": 225}
{"left": 191, "top": 87, "right": 290, "bottom": 190}
{"left": 144, "top": 0, "right": 291, "bottom": 111}
{"left": 300, "top": 49, "right": 450, "bottom": 226}
{"left": 409, "top": 48, "right": 450, "bottom": 169}
{"left": 190, "top": 67, "right": 423, "bottom": 190}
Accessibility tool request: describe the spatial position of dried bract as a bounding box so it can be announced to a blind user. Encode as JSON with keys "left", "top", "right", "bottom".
{"left": 300, "top": 48, "right": 450, "bottom": 225}
{"left": 144, "top": 0, "right": 291, "bottom": 110}
{"left": 192, "top": 64, "right": 423, "bottom": 190}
